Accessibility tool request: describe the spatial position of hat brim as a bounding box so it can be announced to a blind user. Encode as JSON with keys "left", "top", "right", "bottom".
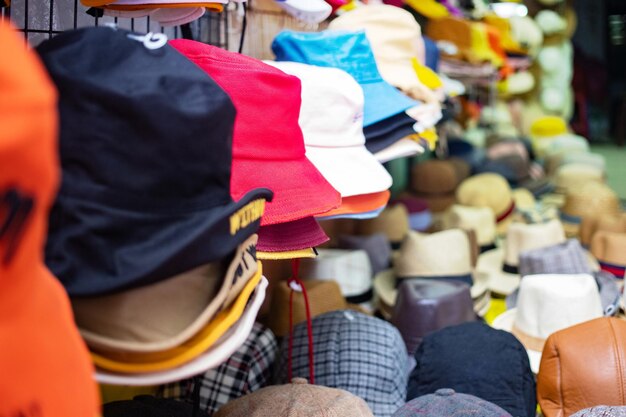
{"left": 317, "top": 190, "right": 390, "bottom": 219}
{"left": 90, "top": 269, "right": 263, "bottom": 373}
{"left": 95, "top": 276, "right": 268, "bottom": 386}
{"left": 364, "top": 112, "right": 418, "bottom": 154}
{"left": 75, "top": 238, "right": 261, "bottom": 353}
{"left": 374, "top": 137, "right": 424, "bottom": 163}
{"left": 232, "top": 155, "right": 340, "bottom": 226}
{"left": 373, "top": 269, "right": 489, "bottom": 308}
{"left": 46, "top": 187, "right": 272, "bottom": 297}
{"left": 257, "top": 248, "right": 317, "bottom": 260}
{"left": 305, "top": 145, "right": 392, "bottom": 197}
{"left": 361, "top": 79, "right": 419, "bottom": 127}
{"left": 257, "top": 216, "right": 328, "bottom": 252}
{"left": 476, "top": 247, "right": 520, "bottom": 295}
{"left": 491, "top": 309, "right": 541, "bottom": 374}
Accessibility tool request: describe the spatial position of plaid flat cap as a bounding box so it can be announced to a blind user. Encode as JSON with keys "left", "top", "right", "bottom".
{"left": 275, "top": 310, "right": 408, "bottom": 417}
{"left": 518, "top": 239, "right": 590, "bottom": 277}
{"left": 159, "top": 322, "right": 278, "bottom": 414}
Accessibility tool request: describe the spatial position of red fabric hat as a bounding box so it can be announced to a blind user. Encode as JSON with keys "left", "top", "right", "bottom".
{"left": 257, "top": 216, "right": 329, "bottom": 253}
{"left": 171, "top": 40, "right": 341, "bottom": 226}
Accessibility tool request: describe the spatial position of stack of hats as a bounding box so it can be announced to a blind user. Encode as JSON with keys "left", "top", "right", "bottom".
{"left": 37, "top": 27, "right": 274, "bottom": 384}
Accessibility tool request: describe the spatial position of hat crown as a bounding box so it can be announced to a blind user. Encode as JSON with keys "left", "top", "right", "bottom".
{"left": 519, "top": 239, "right": 590, "bottom": 276}
{"left": 504, "top": 219, "right": 566, "bottom": 266}
{"left": 1, "top": 22, "right": 58, "bottom": 276}
{"left": 37, "top": 28, "right": 236, "bottom": 210}
{"left": 215, "top": 379, "right": 375, "bottom": 416}
{"left": 562, "top": 181, "right": 619, "bottom": 218}
{"left": 446, "top": 205, "right": 496, "bottom": 245}
{"left": 396, "top": 229, "right": 472, "bottom": 277}
{"left": 272, "top": 30, "right": 384, "bottom": 86}
{"left": 300, "top": 249, "right": 372, "bottom": 297}
{"left": 395, "top": 390, "right": 513, "bottom": 417}
{"left": 328, "top": 5, "right": 421, "bottom": 62}
{"left": 515, "top": 274, "right": 603, "bottom": 340}
{"left": 591, "top": 230, "right": 626, "bottom": 266}
{"left": 171, "top": 39, "right": 305, "bottom": 163}
{"left": 456, "top": 173, "right": 512, "bottom": 217}
{"left": 265, "top": 61, "right": 365, "bottom": 149}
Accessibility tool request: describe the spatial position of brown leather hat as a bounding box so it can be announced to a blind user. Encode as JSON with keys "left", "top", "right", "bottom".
{"left": 537, "top": 317, "right": 626, "bottom": 417}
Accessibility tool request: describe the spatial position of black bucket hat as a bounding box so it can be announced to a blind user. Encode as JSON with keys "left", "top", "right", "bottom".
{"left": 37, "top": 27, "right": 272, "bottom": 296}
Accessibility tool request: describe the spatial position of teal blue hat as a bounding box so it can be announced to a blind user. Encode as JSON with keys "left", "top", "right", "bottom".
{"left": 272, "top": 30, "right": 418, "bottom": 127}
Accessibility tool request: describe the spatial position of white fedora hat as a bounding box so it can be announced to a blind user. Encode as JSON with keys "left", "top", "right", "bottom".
{"left": 492, "top": 273, "right": 603, "bottom": 373}
{"left": 374, "top": 229, "right": 488, "bottom": 316}
{"left": 476, "top": 219, "right": 566, "bottom": 295}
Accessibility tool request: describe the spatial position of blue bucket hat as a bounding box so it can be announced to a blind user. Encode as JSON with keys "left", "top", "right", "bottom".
{"left": 407, "top": 322, "right": 536, "bottom": 417}
{"left": 272, "top": 30, "right": 418, "bottom": 127}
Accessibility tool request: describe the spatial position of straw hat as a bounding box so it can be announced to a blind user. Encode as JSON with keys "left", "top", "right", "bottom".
{"left": 374, "top": 229, "right": 489, "bottom": 316}
{"left": 560, "top": 181, "right": 620, "bottom": 238}
{"left": 356, "top": 204, "right": 410, "bottom": 247}
{"left": 591, "top": 231, "right": 626, "bottom": 280}
{"left": 580, "top": 213, "right": 626, "bottom": 248}
{"left": 553, "top": 163, "right": 605, "bottom": 195}
{"left": 456, "top": 173, "right": 515, "bottom": 236}
{"left": 477, "top": 219, "right": 566, "bottom": 295}
{"left": 492, "top": 273, "right": 603, "bottom": 373}
{"left": 441, "top": 205, "right": 497, "bottom": 252}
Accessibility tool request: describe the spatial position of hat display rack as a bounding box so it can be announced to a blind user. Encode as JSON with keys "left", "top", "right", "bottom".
{"left": 0, "top": 0, "right": 227, "bottom": 46}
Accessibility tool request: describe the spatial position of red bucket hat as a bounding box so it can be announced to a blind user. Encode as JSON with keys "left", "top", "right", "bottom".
{"left": 171, "top": 40, "right": 341, "bottom": 225}
{"left": 0, "top": 22, "right": 100, "bottom": 417}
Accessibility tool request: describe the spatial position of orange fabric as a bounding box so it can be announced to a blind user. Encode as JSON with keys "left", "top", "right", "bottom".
{"left": 484, "top": 25, "right": 513, "bottom": 77}
{"left": 320, "top": 191, "right": 390, "bottom": 218}
{"left": 0, "top": 22, "right": 100, "bottom": 417}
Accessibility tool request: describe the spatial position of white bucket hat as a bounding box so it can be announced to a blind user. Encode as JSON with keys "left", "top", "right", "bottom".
{"left": 476, "top": 219, "right": 566, "bottom": 295}
{"left": 299, "top": 249, "right": 374, "bottom": 308}
{"left": 492, "top": 273, "right": 603, "bottom": 373}
{"left": 265, "top": 61, "right": 392, "bottom": 198}
{"left": 374, "top": 229, "right": 488, "bottom": 316}
{"left": 275, "top": 0, "right": 332, "bottom": 25}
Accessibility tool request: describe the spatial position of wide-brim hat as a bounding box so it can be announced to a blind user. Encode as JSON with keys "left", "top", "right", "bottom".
{"left": 374, "top": 136, "right": 425, "bottom": 163}
{"left": 73, "top": 234, "right": 260, "bottom": 354}
{"left": 89, "top": 268, "right": 263, "bottom": 373}
{"left": 305, "top": 145, "right": 392, "bottom": 197}
{"left": 317, "top": 191, "right": 390, "bottom": 220}
{"left": 95, "top": 277, "right": 268, "bottom": 386}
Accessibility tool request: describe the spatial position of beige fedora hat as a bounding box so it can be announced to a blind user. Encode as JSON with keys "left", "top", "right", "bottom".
{"left": 456, "top": 173, "right": 516, "bottom": 236}
{"left": 492, "top": 273, "right": 603, "bottom": 373}
{"left": 560, "top": 181, "right": 621, "bottom": 238}
{"left": 374, "top": 229, "right": 488, "bottom": 315}
{"left": 553, "top": 163, "right": 605, "bottom": 195}
{"left": 441, "top": 205, "right": 497, "bottom": 252}
{"left": 356, "top": 204, "right": 410, "bottom": 248}
{"left": 580, "top": 213, "right": 626, "bottom": 248}
{"left": 476, "top": 219, "right": 566, "bottom": 295}
{"left": 72, "top": 234, "right": 259, "bottom": 353}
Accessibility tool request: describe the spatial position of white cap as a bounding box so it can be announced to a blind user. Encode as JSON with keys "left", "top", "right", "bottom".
{"left": 266, "top": 60, "right": 392, "bottom": 197}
